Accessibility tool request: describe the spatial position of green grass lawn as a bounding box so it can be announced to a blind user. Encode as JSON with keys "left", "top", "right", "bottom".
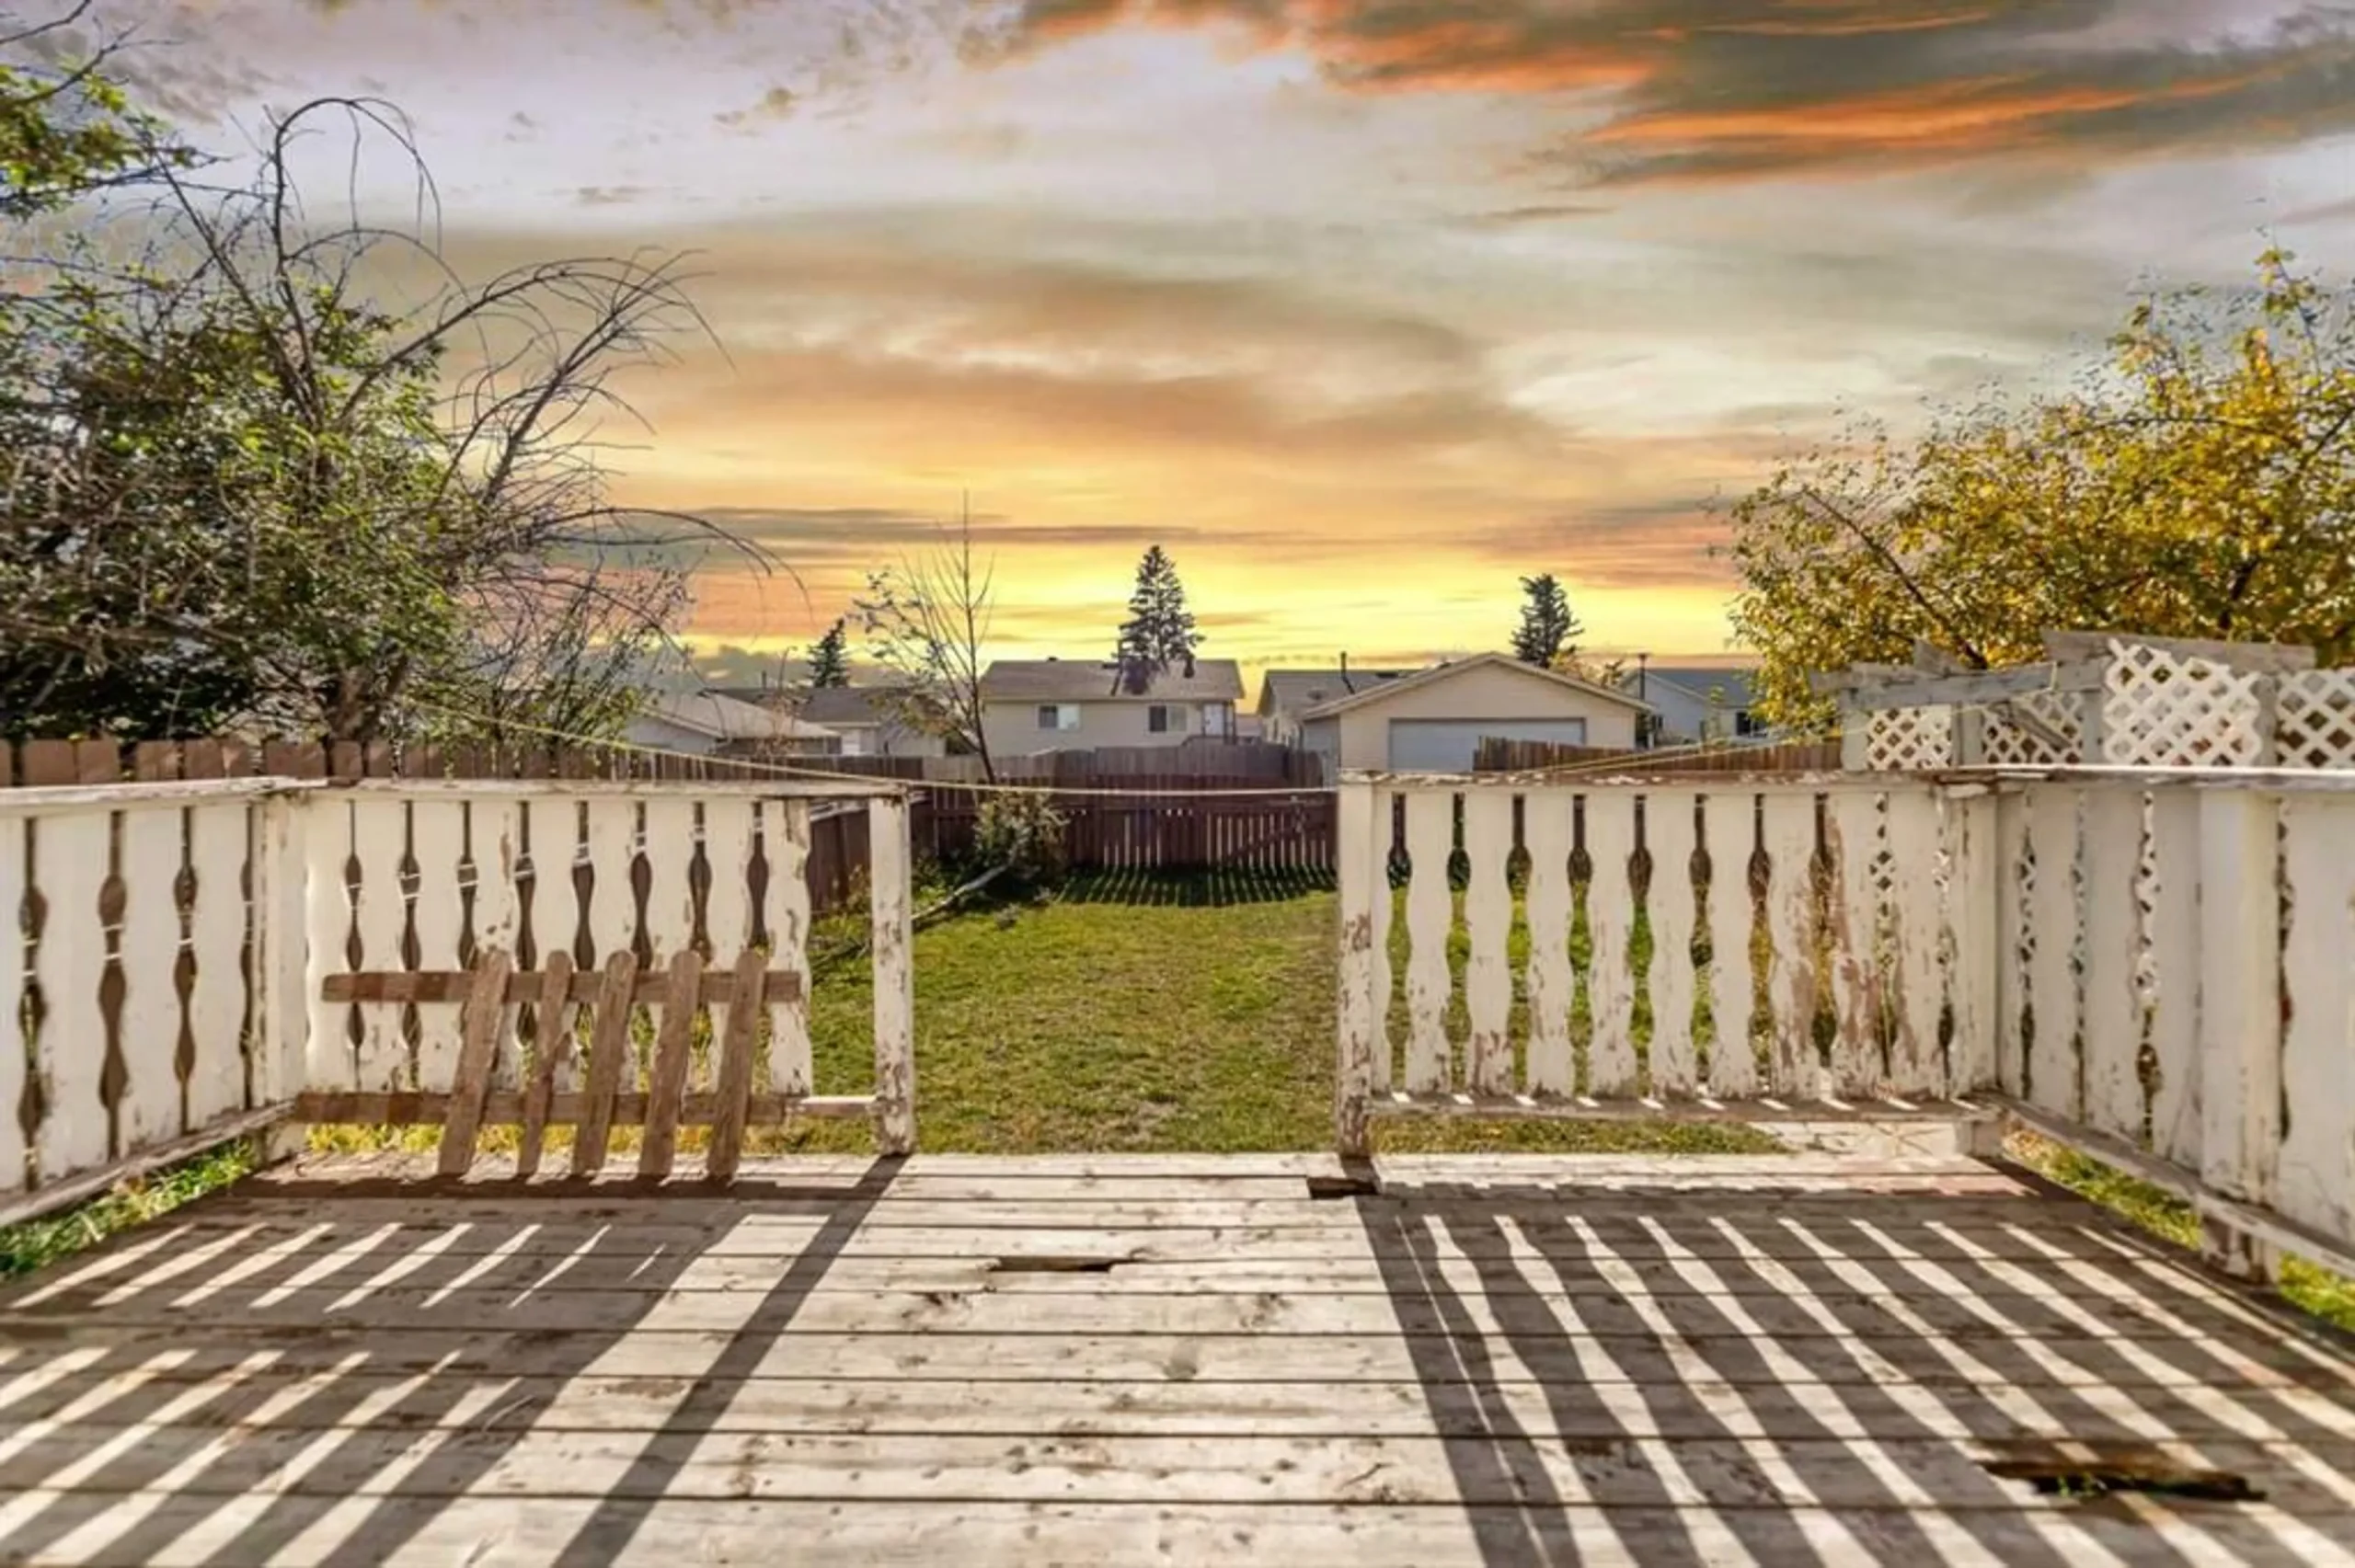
{"left": 770, "top": 869, "right": 1776, "bottom": 1156}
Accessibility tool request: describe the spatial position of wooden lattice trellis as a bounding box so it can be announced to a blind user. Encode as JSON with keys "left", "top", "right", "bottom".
{"left": 1982, "top": 689, "right": 2085, "bottom": 767}
{"left": 1865, "top": 706, "right": 1956, "bottom": 772}
{"left": 2101, "top": 640, "right": 2269, "bottom": 768}
{"left": 2277, "top": 670, "right": 2355, "bottom": 772}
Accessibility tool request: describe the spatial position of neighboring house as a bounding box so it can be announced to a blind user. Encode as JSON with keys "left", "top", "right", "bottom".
{"left": 1619, "top": 666, "right": 1762, "bottom": 745}
{"left": 794, "top": 686, "right": 947, "bottom": 759}
{"left": 979, "top": 658, "right": 1246, "bottom": 758}
{"left": 624, "top": 691, "right": 839, "bottom": 758}
{"left": 1257, "top": 668, "right": 1420, "bottom": 747}
{"left": 1295, "top": 652, "right": 1652, "bottom": 773}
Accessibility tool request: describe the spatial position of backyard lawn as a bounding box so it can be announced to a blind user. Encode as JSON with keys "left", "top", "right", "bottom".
{"left": 773, "top": 868, "right": 1778, "bottom": 1156}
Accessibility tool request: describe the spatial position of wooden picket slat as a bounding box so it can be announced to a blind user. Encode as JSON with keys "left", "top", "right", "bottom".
{"left": 572, "top": 951, "right": 639, "bottom": 1176}
{"left": 115, "top": 805, "right": 187, "bottom": 1152}
{"left": 638, "top": 951, "right": 706, "bottom": 1178}
{"left": 1702, "top": 792, "right": 1759, "bottom": 1098}
{"left": 1824, "top": 788, "right": 1883, "bottom": 1094}
{"left": 0, "top": 819, "right": 25, "bottom": 1195}
{"left": 1759, "top": 793, "right": 1819, "bottom": 1098}
{"left": 185, "top": 801, "right": 250, "bottom": 1127}
{"left": 516, "top": 950, "right": 577, "bottom": 1178}
{"left": 1522, "top": 791, "right": 1573, "bottom": 1095}
{"left": 1400, "top": 790, "right": 1453, "bottom": 1093}
{"left": 33, "top": 807, "right": 110, "bottom": 1182}
{"left": 1584, "top": 791, "right": 1638, "bottom": 1096}
{"left": 1646, "top": 791, "right": 1701, "bottom": 1097}
{"left": 435, "top": 949, "right": 514, "bottom": 1176}
{"left": 706, "top": 949, "right": 768, "bottom": 1183}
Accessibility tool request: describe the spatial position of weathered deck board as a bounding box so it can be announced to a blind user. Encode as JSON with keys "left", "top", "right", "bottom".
{"left": 10, "top": 1496, "right": 2355, "bottom": 1568}
{"left": 5, "top": 1151, "right": 2353, "bottom": 1567}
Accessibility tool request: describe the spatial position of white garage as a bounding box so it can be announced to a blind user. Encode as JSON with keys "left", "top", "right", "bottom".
{"left": 1294, "top": 653, "right": 1652, "bottom": 773}
{"left": 1385, "top": 716, "right": 1591, "bottom": 772}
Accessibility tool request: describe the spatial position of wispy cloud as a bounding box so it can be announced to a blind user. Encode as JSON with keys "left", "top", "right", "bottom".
{"left": 978, "top": 0, "right": 2355, "bottom": 184}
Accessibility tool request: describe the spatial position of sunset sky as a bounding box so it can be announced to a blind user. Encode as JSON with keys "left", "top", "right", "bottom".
{"left": 76, "top": 0, "right": 2355, "bottom": 687}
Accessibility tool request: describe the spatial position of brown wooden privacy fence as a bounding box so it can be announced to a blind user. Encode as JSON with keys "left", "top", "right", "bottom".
{"left": 1473, "top": 736, "right": 1844, "bottom": 774}
{"left": 0, "top": 737, "right": 819, "bottom": 787}
{"left": 0, "top": 738, "right": 1338, "bottom": 883}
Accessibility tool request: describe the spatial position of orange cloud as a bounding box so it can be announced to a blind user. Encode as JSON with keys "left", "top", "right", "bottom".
{"left": 982, "top": 0, "right": 2355, "bottom": 183}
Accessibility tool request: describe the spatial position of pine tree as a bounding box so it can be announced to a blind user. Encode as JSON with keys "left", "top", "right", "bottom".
{"left": 1511, "top": 574, "right": 1583, "bottom": 668}
{"left": 809, "top": 619, "right": 851, "bottom": 688}
{"left": 1110, "top": 545, "right": 1202, "bottom": 693}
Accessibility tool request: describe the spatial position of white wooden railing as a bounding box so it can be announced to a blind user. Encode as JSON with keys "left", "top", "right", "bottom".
{"left": 3, "top": 776, "right": 915, "bottom": 1220}
{"left": 1336, "top": 766, "right": 2355, "bottom": 1279}
{"left": 1985, "top": 769, "right": 2355, "bottom": 1278}
{"left": 0, "top": 780, "right": 305, "bottom": 1224}
{"left": 1335, "top": 775, "right": 1998, "bottom": 1152}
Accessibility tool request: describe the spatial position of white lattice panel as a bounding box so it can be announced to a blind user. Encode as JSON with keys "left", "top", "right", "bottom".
{"left": 1982, "top": 689, "right": 2084, "bottom": 767}
{"left": 1865, "top": 705, "right": 1955, "bottom": 772}
{"left": 2278, "top": 669, "right": 2355, "bottom": 771}
{"left": 2101, "top": 639, "right": 2268, "bottom": 767}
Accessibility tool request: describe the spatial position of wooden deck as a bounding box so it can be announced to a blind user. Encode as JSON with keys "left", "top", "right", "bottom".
{"left": 6, "top": 1151, "right": 2355, "bottom": 1565}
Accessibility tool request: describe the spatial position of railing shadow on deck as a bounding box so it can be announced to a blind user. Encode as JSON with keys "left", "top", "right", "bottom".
{"left": 0, "top": 1159, "right": 904, "bottom": 1566}
{"left": 1055, "top": 866, "right": 1337, "bottom": 907}
{"left": 1351, "top": 1181, "right": 2355, "bottom": 1568}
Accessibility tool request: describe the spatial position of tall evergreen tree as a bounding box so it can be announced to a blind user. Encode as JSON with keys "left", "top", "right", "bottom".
{"left": 1110, "top": 544, "right": 1201, "bottom": 693}
{"left": 1511, "top": 573, "right": 1583, "bottom": 668}
{"left": 808, "top": 618, "right": 851, "bottom": 687}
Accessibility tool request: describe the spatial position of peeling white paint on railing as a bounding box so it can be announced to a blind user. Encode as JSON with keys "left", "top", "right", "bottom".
{"left": 1335, "top": 766, "right": 2355, "bottom": 1275}
{"left": 2, "top": 778, "right": 913, "bottom": 1221}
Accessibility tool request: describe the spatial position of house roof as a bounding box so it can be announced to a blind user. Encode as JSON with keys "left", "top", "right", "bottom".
{"left": 982, "top": 658, "right": 1245, "bottom": 703}
{"left": 1297, "top": 652, "right": 1654, "bottom": 720}
{"left": 797, "top": 687, "right": 906, "bottom": 727}
{"left": 1632, "top": 666, "right": 1760, "bottom": 707}
{"left": 637, "top": 690, "right": 837, "bottom": 743}
{"left": 1258, "top": 668, "right": 1422, "bottom": 717}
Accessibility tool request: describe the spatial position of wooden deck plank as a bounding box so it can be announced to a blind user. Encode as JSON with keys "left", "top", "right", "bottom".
{"left": 8, "top": 1372, "right": 2350, "bottom": 1446}
{"left": 6, "top": 1153, "right": 2355, "bottom": 1568}
{"left": 11, "top": 1427, "right": 2355, "bottom": 1512}
{"left": 3, "top": 1283, "right": 2322, "bottom": 1345}
{"left": 7, "top": 1495, "right": 2352, "bottom": 1568}
{"left": 5, "top": 1327, "right": 2346, "bottom": 1392}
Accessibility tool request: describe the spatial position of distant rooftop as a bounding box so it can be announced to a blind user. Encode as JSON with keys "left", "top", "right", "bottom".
{"left": 982, "top": 658, "right": 1245, "bottom": 703}
{"left": 1258, "top": 667, "right": 1422, "bottom": 716}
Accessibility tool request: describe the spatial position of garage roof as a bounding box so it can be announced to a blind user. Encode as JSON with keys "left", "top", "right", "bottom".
{"left": 1296, "top": 651, "right": 1654, "bottom": 720}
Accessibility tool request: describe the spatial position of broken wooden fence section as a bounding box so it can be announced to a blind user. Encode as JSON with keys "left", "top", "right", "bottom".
{"left": 3, "top": 777, "right": 915, "bottom": 1219}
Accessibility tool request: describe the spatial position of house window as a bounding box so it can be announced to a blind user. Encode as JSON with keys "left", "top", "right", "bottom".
{"left": 1037, "top": 704, "right": 1080, "bottom": 731}
{"left": 1147, "top": 704, "right": 1172, "bottom": 734}
{"left": 1734, "top": 710, "right": 1761, "bottom": 738}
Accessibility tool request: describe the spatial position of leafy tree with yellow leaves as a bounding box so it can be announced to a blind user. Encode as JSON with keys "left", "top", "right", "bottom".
{"left": 1726, "top": 251, "right": 2355, "bottom": 727}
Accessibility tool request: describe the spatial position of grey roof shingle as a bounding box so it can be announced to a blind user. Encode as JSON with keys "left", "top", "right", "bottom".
{"left": 982, "top": 658, "right": 1244, "bottom": 703}
{"left": 636, "top": 691, "right": 836, "bottom": 742}
{"left": 1633, "top": 667, "right": 1760, "bottom": 707}
{"left": 1258, "top": 668, "right": 1421, "bottom": 717}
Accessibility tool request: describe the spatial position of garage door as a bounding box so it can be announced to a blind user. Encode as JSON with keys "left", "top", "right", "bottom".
{"left": 1386, "top": 718, "right": 1588, "bottom": 772}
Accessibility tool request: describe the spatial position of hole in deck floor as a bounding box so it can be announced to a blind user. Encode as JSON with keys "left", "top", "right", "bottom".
{"left": 989, "top": 1255, "right": 1127, "bottom": 1274}
{"left": 1305, "top": 1173, "right": 1379, "bottom": 1200}
{"left": 1981, "top": 1453, "right": 2264, "bottom": 1505}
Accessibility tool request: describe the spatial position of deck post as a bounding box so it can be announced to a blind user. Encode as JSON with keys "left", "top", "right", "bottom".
{"left": 2197, "top": 785, "right": 2283, "bottom": 1279}
{"left": 1943, "top": 785, "right": 2000, "bottom": 1095}
{"left": 868, "top": 793, "right": 917, "bottom": 1155}
{"left": 252, "top": 791, "right": 313, "bottom": 1161}
{"left": 1335, "top": 778, "right": 1380, "bottom": 1156}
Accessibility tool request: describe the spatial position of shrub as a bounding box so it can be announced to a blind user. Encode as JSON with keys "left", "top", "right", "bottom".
{"left": 974, "top": 791, "right": 1069, "bottom": 886}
